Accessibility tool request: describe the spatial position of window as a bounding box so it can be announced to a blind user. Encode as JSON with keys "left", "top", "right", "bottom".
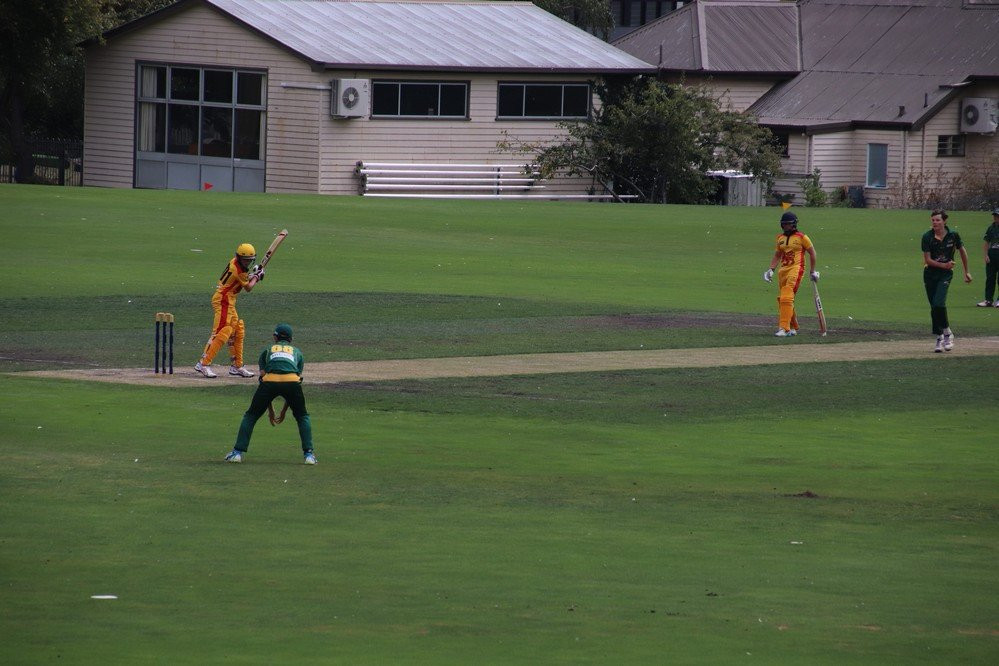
{"left": 937, "top": 135, "right": 965, "bottom": 157}
{"left": 371, "top": 81, "right": 468, "bottom": 118}
{"left": 771, "top": 131, "right": 790, "bottom": 158}
{"left": 866, "top": 143, "right": 888, "bottom": 188}
{"left": 497, "top": 83, "right": 591, "bottom": 119}
{"left": 136, "top": 64, "right": 266, "bottom": 159}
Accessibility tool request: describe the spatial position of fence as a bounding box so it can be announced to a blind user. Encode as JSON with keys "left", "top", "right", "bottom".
{"left": 1, "top": 138, "right": 83, "bottom": 186}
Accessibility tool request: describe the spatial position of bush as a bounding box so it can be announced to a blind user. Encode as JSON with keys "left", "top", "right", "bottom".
{"left": 797, "top": 168, "right": 828, "bottom": 207}
{"left": 884, "top": 148, "right": 999, "bottom": 210}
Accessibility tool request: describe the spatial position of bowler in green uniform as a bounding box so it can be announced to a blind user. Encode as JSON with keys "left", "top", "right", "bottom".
{"left": 921, "top": 209, "right": 972, "bottom": 353}
{"left": 225, "top": 323, "right": 316, "bottom": 464}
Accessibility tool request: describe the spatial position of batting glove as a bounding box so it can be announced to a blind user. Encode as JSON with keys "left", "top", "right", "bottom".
{"left": 810, "top": 271, "right": 820, "bottom": 282}
{"left": 763, "top": 268, "right": 774, "bottom": 283}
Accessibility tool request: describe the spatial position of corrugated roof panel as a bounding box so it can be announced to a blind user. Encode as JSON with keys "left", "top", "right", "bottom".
{"left": 207, "top": 0, "right": 655, "bottom": 72}
{"left": 612, "top": 6, "right": 699, "bottom": 70}
{"left": 702, "top": 4, "right": 798, "bottom": 72}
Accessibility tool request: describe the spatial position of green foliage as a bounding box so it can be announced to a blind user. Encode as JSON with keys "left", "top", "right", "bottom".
{"left": 797, "top": 168, "right": 829, "bottom": 207}
{"left": 501, "top": 78, "right": 782, "bottom": 203}
{"left": 531, "top": 0, "right": 613, "bottom": 39}
{"left": 0, "top": 0, "right": 171, "bottom": 173}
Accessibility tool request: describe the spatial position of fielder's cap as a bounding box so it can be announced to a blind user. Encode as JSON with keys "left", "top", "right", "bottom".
{"left": 991, "top": 207, "right": 999, "bottom": 216}
{"left": 780, "top": 211, "right": 798, "bottom": 224}
{"left": 274, "top": 323, "right": 293, "bottom": 340}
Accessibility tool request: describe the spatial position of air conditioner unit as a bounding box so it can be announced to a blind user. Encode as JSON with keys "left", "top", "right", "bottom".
{"left": 959, "top": 97, "right": 998, "bottom": 134}
{"left": 330, "top": 79, "right": 370, "bottom": 119}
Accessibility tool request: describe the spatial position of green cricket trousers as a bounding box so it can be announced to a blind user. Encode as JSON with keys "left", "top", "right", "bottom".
{"left": 234, "top": 380, "right": 313, "bottom": 453}
{"left": 923, "top": 267, "right": 953, "bottom": 335}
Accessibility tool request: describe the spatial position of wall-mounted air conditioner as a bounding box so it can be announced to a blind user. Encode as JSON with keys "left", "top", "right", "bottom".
{"left": 331, "top": 79, "right": 370, "bottom": 118}
{"left": 959, "top": 97, "right": 998, "bottom": 134}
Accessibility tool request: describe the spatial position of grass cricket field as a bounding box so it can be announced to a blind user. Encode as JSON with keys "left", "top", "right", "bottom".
{"left": 1, "top": 185, "right": 997, "bottom": 664}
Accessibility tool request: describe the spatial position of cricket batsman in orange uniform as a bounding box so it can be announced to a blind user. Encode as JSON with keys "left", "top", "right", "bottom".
{"left": 195, "top": 243, "right": 265, "bottom": 378}
{"left": 763, "top": 211, "right": 819, "bottom": 337}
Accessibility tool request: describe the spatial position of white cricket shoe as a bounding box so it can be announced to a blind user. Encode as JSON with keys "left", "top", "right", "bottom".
{"left": 195, "top": 361, "right": 217, "bottom": 378}
{"left": 224, "top": 450, "right": 243, "bottom": 463}
{"left": 788, "top": 329, "right": 798, "bottom": 336}
{"left": 775, "top": 329, "right": 790, "bottom": 337}
{"left": 934, "top": 336, "right": 944, "bottom": 353}
{"left": 976, "top": 300, "right": 992, "bottom": 307}
{"left": 229, "top": 365, "right": 255, "bottom": 377}
{"left": 943, "top": 332, "right": 954, "bottom": 351}
{"left": 304, "top": 451, "right": 318, "bottom": 465}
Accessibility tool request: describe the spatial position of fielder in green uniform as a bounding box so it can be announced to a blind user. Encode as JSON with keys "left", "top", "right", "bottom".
{"left": 225, "top": 323, "right": 316, "bottom": 464}
{"left": 921, "top": 209, "right": 972, "bottom": 353}
{"left": 977, "top": 207, "right": 999, "bottom": 307}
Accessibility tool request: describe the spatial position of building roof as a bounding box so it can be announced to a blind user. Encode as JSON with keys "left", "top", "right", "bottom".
{"left": 100, "top": 0, "right": 655, "bottom": 75}
{"left": 612, "top": 0, "right": 999, "bottom": 132}
{"left": 612, "top": 0, "right": 800, "bottom": 75}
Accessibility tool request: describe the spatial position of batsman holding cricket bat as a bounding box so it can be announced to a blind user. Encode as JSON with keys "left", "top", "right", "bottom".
{"left": 763, "top": 211, "right": 820, "bottom": 337}
{"left": 195, "top": 230, "right": 287, "bottom": 378}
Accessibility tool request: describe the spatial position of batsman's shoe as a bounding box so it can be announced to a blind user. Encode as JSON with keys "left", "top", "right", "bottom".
{"left": 995, "top": 301, "right": 999, "bottom": 309}
{"left": 774, "top": 328, "right": 790, "bottom": 337}
{"left": 977, "top": 300, "right": 993, "bottom": 307}
{"left": 934, "top": 336, "right": 944, "bottom": 353}
{"left": 943, "top": 332, "right": 954, "bottom": 351}
{"left": 194, "top": 361, "right": 217, "bottom": 378}
{"left": 224, "top": 450, "right": 243, "bottom": 463}
{"left": 304, "top": 451, "right": 318, "bottom": 465}
{"left": 788, "top": 329, "right": 798, "bottom": 336}
{"left": 229, "top": 365, "right": 255, "bottom": 377}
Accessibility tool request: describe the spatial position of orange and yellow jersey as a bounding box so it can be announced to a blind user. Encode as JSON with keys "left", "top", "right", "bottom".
{"left": 774, "top": 231, "right": 813, "bottom": 278}
{"left": 213, "top": 257, "right": 250, "bottom": 303}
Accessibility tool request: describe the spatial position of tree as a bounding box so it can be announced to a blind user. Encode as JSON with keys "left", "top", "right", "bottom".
{"left": 500, "top": 78, "right": 783, "bottom": 204}
{"left": 0, "top": 0, "right": 171, "bottom": 182}
{"left": 532, "top": 0, "right": 613, "bottom": 40}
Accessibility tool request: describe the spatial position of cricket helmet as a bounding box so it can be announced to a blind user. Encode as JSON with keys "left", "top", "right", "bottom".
{"left": 274, "top": 323, "right": 293, "bottom": 341}
{"left": 236, "top": 243, "right": 256, "bottom": 259}
{"left": 779, "top": 211, "right": 798, "bottom": 232}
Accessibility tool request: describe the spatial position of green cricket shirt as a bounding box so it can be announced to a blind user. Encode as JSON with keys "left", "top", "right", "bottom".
{"left": 922, "top": 227, "right": 963, "bottom": 273}
{"left": 258, "top": 342, "right": 305, "bottom": 380}
{"left": 984, "top": 223, "right": 999, "bottom": 253}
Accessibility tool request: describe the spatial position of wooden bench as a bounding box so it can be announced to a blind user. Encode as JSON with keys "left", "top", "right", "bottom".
{"left": 354, "top": 162, "right": 633, "bottom": 200}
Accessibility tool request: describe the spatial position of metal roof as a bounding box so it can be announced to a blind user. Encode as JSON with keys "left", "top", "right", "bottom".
{"left": 613, "top": 0, "right": 999, "bottom": 131}
{"left": 107, "top": 0, "right": 655, "bottom": 74}
{"left": 612, "top": 0, "right": 799, "bottom": 74}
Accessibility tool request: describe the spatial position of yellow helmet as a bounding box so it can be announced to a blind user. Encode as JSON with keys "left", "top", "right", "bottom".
{"left": 236, "top": 243, "right": 256, "bottom": 259}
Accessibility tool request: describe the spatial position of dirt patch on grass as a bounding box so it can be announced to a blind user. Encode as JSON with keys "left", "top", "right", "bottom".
{"left": 12, "top": 337, "right": 999, "bottom": 387}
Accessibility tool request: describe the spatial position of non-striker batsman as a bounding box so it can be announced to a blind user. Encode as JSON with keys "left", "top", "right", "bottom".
{"left": 763, "top": 211, "right": 820, "bottom": 337}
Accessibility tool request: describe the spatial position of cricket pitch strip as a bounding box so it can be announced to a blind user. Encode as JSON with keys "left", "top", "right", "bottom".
{"left": 14, "top": 337, "right": 999, "bottom": 387}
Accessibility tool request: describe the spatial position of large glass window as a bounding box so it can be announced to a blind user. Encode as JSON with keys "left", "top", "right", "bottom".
{"left": 497, "top": 83, "right": 591, "bottom": 119}
{"left": 866, "top": 143, "right": 888, "bottom": 188}
{"left": 371, "top": 81, "right": 468, "bottom": 118}
{"left": 136, "top": 64, "right": 266, "bottom": 160}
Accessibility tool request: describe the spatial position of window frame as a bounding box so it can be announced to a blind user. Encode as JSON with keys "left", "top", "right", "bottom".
{"left": 370, "top": 80, "right": 470, "bottom": 119}
{"left": 936, "top": 135, "right": 966, "bottom": 157}
{"left": 866, "top": 143, "right": 889, "bottom": 189}
{"left": 135, "top": 62, "right": 267, "bottom": 161}
{"left": 496, "top": 82, "right": 592, "bottom": 120}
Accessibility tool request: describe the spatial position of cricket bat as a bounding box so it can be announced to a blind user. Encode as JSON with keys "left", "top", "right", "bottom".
{"left": 811, "top": 279, "right": 828, "bottom": 336}
{"left": 248, "top": 229, "right": 288, "bottom": 287}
